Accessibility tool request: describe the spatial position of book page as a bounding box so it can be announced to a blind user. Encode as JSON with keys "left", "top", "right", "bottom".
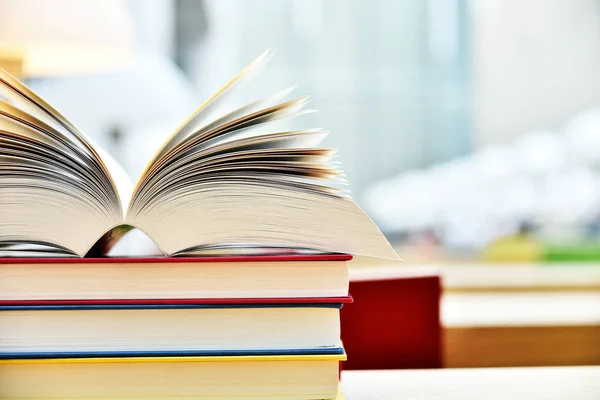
{"left": 94, "top": 145, "right": 134, "bottom": 215}
{"left": 0, "top": 69, "right": 93, "bottom": 156}
{"left": 172, "top": 85, "right": 298, "bottom": 150}
{"left": 0, "top": 68, "right": 124, "bottom": 215}
{"left": 133, "top": 50, "right": 272, "bottom": 192}
{"left": 129, "top": 96, "right": 314, "bottom": 209}
{"left": 0, "top": 100, "right": 87, "bottom": 165}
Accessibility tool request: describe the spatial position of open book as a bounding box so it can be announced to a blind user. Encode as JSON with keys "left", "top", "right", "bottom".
{"left": 0, "top": 51, "right": 398, "bottom": 259}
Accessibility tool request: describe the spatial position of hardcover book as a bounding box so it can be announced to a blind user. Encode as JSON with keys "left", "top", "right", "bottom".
{"left": 0, "top": 353, "right": 344, "bottom": 399}
{"left": 0, "top": 254, "right": 351, "bottom": 301}
{"left": 0, "top": 299, "right": 350, "bottom": 356}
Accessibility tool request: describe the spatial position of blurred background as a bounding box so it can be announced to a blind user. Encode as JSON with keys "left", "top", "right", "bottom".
{"left": 1, "top": 0, "right": 599, "bottom": 370}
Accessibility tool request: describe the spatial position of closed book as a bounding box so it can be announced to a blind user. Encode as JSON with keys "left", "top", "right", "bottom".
{"left": 0, "top": 299, "right": 351, "bottom": 356}
{"left": 0, "top": 353, "right": 344, "bottom": 399}
{"left": 0, "top": 254, "right": 351, "bottom": 301}
{"left": 341, "top": 269, "right": 442, "bottom": 369}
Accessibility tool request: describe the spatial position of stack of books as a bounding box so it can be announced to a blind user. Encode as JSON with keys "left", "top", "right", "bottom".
{"left": 0, "top": 51, "right": 397, "bottom": 398}
{"left": 0, "top": 255, "right": 351, "bottom": 398}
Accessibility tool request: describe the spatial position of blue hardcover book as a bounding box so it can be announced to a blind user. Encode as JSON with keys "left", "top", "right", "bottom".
{"left": 0, "top": 301, "right": 346, "bottom": 357}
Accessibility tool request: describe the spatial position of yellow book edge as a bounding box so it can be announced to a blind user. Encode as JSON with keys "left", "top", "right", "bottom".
{"left": 0, "top": 353, "right": 346, "bottom": 365}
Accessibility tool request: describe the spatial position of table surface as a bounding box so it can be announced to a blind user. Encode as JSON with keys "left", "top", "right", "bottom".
{"left": 342, "top": 367, "right": 600, "bottom": 400}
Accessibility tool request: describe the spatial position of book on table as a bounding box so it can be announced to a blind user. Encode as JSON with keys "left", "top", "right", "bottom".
{"left": 0, "top": 254, "right": 350, "bottom": 399}
{"left": 0, "top": 353, "right": 344, "bottom": 399}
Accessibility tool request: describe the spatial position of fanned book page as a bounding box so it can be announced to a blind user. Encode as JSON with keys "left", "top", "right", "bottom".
{"left": 0, "top": 51, "right": 399, "bottom": 259}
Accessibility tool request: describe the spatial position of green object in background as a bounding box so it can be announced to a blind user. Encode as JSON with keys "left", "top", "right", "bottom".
{"left": 543, "top": 242, "right": 600, "bottom": 262}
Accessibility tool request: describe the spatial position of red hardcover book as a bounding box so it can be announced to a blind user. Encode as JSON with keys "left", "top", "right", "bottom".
{"left": 340, "top": 270, "right": 442, "bottom": 369}
{"left": 0, "top": 254, "right": 352, "bottom": 302}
